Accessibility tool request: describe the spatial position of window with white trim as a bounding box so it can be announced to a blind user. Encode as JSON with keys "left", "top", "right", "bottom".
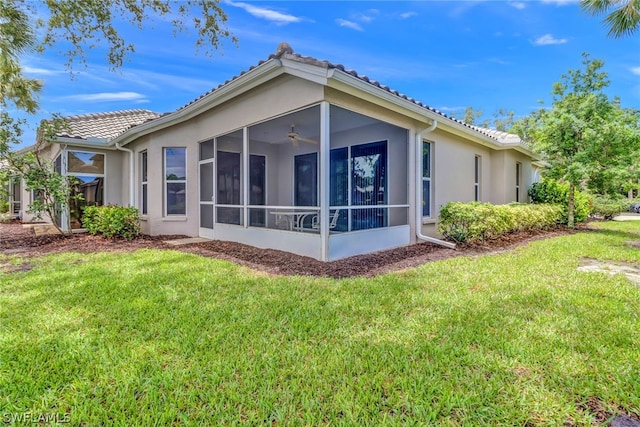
{"left": 67, "top": 150, "right": 105, "bottom": 229}
{"left": 164, "top": 148, "right": 186, "bottom": 215}
{"left": 422, "top": 141, "right": 432, "bottom": 217}
{"left": 516, "top": 162, "right": 522, "bottom": 202}
{"left": 140, "top": 151, "right": 148, "bottom": 215}
{"left": 474, "top": 155, "right": 481, "bottom": 201}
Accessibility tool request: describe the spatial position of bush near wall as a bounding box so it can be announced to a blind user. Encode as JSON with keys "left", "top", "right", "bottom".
{"left": 590, "top": 196, "right": 629, "bottom": 220}
{"left": 528, "top": 179, "right": 591, "bottom": 224}
{"left": 82, "top": 205, "right": 141, "bottom": 240}
{"left": 438, "top": 201, "right": 563, "bottom": 244}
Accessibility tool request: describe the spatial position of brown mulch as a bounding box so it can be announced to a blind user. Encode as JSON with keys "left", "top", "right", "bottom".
{"left": 0, "top": 220, "right": 582, "bottom": 278}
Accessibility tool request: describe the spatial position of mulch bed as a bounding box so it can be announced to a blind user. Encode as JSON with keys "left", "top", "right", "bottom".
{"left": 1, "top": 220, "right": 581, "bottom": 278}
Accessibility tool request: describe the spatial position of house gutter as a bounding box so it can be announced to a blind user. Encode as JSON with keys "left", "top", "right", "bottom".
{"left": 415, "top": 120, "right": 457, "bottom": 249}
{"left": 114, "top": 142, "right": 135, "bottom": 207}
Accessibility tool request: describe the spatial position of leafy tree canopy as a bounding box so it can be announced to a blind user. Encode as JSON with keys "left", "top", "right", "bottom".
{"left": 516, "top": 53, "right": 640, "bottom": 226}
{"left": 0, "top": 0, "right": 235, "bottom": 229}
{"left": 581, "top": 0, "right": 640, "bottom": 38}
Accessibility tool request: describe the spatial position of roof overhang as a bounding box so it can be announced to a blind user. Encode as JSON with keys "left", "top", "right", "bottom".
{"left": 109, "top": 59, "right": 287, "bottom": 147}
{"left": 85, "top": 51, "right": 537, "bottom": 160}
{"left": 326, "top": 68, "right": 539, "bottom": 159}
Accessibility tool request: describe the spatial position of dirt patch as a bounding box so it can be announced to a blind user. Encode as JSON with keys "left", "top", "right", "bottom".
{"left": 1, "top": 221, "right": 581, "bottom": 278}
{"left": 576, "top": 396, "right": 640, "bottom": 426}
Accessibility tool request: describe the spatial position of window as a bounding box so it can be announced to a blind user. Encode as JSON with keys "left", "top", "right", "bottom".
{"left": 9, "top": 176, "right": 20, "bottom": 215}
{"left": 328, "top": 141, "right": 388, "bottom": 231}
{"left": 422, "top": 141, "right": 432, "bottom": 217}
{"left": 294, "top": 153, "right": 318, "bottom": 207}
{"left": 139, "top": 151, "right": 148, "bottom": 215}
{"left": 217, "top": 150, "right": 241, "bottom": 224}
{"left": 516, "top": 162, "right": 522, "bottom": 202}
{"left": 249, "top": 154, "right": 266, "bottom": 226}
{"left": 164, "top": 148, "right": 186, "bottom": 215}
{"left": 351, "top": 141, "right": 387, "bottom": 230}
{"left": 474, "top": 155, "right": 481, "bottom": 201}
{"left": 67, "top": 151, "right": 105, "bottom": 228}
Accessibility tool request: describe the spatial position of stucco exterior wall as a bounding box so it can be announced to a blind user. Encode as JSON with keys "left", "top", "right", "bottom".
{"left": 126, "top": 74, "right": 325, "bottom": 236}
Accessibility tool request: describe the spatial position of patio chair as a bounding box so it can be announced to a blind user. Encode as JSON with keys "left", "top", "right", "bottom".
{"left": 311, "top": 209, "right": 341, "bottom": 231}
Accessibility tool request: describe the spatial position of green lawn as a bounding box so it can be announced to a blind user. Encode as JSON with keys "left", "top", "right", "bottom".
{"left": 1, "top": 222, "right": 639, "bottom": 425}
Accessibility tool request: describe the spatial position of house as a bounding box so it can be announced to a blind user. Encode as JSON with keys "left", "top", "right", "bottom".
{"left": 14, "top": 43, "right": 538, "bottom": 261}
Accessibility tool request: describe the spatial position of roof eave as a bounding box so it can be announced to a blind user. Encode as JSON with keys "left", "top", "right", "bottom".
{"left": 109, "top": 59, "right": 285, "bottom": 147}
{"left": 326, "top": 68, "right": 537, "bottom": 157}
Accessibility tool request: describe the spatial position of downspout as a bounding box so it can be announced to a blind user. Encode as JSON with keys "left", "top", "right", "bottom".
{"left": 114, "top": 142, "right": 135, "bottom": 207}
{"left": 415, "top": 120, "right": 457, "bottom": 249}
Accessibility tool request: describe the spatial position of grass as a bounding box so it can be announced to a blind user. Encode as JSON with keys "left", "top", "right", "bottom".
{"left": 1, "top": 222, "right": 640, "bottom": 425}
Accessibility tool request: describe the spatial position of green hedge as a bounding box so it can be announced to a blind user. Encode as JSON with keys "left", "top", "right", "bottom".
{"left": 82, "top": 205, "right": 140, "bottom": 240}
{"left": 590, "top": 196, "right": 628, "bottom": 220}
{"left": 528, "top": 179, "right": 591, "bottom": 224}
{"left": 438, "top": 201, "right": 563, "bottom": 244}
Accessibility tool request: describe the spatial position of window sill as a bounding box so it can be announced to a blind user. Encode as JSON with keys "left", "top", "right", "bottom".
{"left": 140, "top": 215, "right": 148, "bottom": 222}
{"left": 422, "top": 217, "right": 436, "bottom": 225}
{"left": 162, "top": 216, "right": 188, "bottom": 222}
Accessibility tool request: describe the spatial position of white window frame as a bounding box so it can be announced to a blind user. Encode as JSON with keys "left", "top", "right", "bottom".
{"left": 140, "top": 150, "right": 148, "bottom": 216}
{"left": 164, "top": 147, "right": 187, "bottom": 216}
{"left": 474, "top": 155, "right": 481, "bottom": 202}
{"left": 516, "top": 161, "right": 522, "bottom": 202}
{"left": 64, "top": 149, "right": 107, "bottom": 230}
{"left": 422, "top": 140, "right": 433, "bottom": 218}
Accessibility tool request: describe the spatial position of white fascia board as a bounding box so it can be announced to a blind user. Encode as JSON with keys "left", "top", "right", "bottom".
{"left": 53, "top": 137, "right": 116, "bottom": 150}
{"left": 279, "top": 58, "right": 329, "bottom": 85}
{"left": 109, "top": 59, "right": 284, "bottom": 147}
{"left": 327, "top": 68, "right": 537, "bottom": 158}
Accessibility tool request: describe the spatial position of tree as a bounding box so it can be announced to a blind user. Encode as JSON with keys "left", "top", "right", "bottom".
{"left": 0, "top": 0, "right": 235, "bottom": 229}
{"left": 580, "top": 0, "right": 640, "bottom": 38}
{"left": 518, "top": 53, "right": 640, "bottom": 227}
{"left": 0, "top": 1, "right": 41, "bottom": 113}
{"left": 453, "top": 106, "right": 517, "bottom": 131}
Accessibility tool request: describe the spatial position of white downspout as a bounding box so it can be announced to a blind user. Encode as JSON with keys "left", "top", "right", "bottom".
{"left": 114, "top": 142, "right": 135, "bottom": 207}
{"left": 415, "top": 120, "right": 457, "bottom": 249}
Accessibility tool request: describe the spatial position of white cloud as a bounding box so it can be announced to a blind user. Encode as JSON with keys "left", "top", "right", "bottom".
{"left": 225, "top": 1, "right": 303, "bottom": 25}
{"left": 509, "top": 2, "right": 526, "bottom": 9}
{"left": 335, "top": 19, "right": 363, "bottom": 31}
{"left": 58, "top": 92, "right": 148, "bottom": 103}
{"left": 22, "top": 66, "right": 62, "bottom": 76}
{"left": 437, "top": 106, "right": 466, "bottom": 112}
{"left": 631, "top": 66, "right": 640, "bottom": 76}
{"left": 532, "top": 34, "right": 568, "bottom": 45}
{"left": 400, "top": 11, "right": 417, "bottom": 19}
{"left": 541, "top": 0, "right": 578, "bottom": 5}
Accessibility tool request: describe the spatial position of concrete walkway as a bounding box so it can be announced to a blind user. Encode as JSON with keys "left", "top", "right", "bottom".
{"left": 614, "top": 212, "right": 640, "bottom": 221}
{"left": 163, "top": 237, "right": 211, "bottom": 246}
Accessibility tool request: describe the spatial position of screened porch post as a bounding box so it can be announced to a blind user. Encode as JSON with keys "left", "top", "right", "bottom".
{"left": 242, "top": 126, "right": 249, "bottom": 228}
{"left": 319, "top": 101, "right": 330, "bottom": 261}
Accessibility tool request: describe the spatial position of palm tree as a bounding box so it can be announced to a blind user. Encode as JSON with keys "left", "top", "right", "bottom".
{"left": 580, "top": 0, "right": 640, "bottom": 38}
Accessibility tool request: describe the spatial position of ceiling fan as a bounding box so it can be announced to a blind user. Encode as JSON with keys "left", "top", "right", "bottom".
{"left": 287, "top": 125, "right": 318, "bottom": 147}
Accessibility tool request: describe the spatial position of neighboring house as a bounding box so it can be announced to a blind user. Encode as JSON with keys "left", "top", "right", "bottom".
{"left": 17, "top": 43, "right": 538, "bottom": 261}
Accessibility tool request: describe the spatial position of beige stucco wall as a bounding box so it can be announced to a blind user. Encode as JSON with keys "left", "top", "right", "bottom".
{"left": 126, "top": 74, "right": 325, "bottom": 236}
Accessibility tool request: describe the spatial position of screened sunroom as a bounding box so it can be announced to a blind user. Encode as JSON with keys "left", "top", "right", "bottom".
{"left": 197, "top": 103, "right": 410, "bottom": 261}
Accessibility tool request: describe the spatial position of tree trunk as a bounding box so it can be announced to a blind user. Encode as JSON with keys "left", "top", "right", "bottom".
{"left": 568, "top": 182, "right": 575, "bottom": 228}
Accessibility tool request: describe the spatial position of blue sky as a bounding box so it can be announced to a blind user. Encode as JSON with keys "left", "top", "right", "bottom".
{"left": 16, "top": 0, "right": 640, "bottom": 148}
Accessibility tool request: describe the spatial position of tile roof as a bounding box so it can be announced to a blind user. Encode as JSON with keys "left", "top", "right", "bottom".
{"left": 177, "top": 42, "right": 523, "bottom": 145}
{"left": 58, "top": 109, "right": 162, "bottom": 141}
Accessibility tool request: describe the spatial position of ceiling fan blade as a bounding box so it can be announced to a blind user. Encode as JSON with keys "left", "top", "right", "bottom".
{"left": 296, "top": 135, "right": 318, "bottom": 144}
{"left": 290, "top": 137, "right": 299, "bottom": 148}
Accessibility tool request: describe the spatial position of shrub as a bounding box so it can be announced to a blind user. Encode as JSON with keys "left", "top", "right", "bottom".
{"left": 438, "top": 201, "right": 563, "bottom": 244}
{"left": 590, "top": 196, "right": 628, "bottom": 220}
{"left": 0, "top": 199, "right": 9, "bottom": 214}
{"left": 82, "top": 205, "right": 140, "bottom": 240}
{"left": 528, "top": 179, "right": 591, "bottom": 224}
